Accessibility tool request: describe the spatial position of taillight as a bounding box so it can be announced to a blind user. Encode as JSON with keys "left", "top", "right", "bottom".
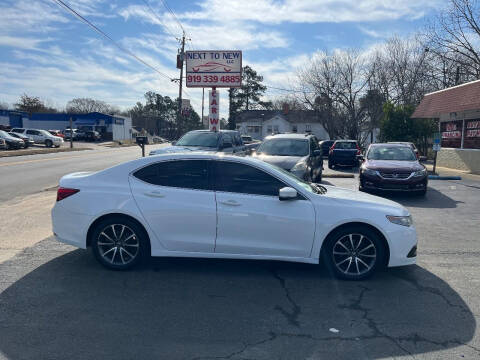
{"left": 356, "top": 143, "right": 361, "bottom": 155}
{"left": 329, "top": 143, "right": 335, "bottom": 154}
{"left": 57, "top": 187, "right": 79, "bottom": 201}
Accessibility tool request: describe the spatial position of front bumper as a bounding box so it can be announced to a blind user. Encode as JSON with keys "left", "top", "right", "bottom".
{"left": 360, "top": 173, "right": 428, "bottom": 192}
{"left": 385, "top": 222, "right": 418, "bottom": 267}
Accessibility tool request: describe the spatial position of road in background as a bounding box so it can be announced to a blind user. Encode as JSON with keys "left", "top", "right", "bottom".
{"left": 0, "top": 144, "right": 168, "bottom": 202}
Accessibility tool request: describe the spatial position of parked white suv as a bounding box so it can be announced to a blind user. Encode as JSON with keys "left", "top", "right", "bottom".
{"left": 11, "top": 128, "right": 64, "bottom": 147}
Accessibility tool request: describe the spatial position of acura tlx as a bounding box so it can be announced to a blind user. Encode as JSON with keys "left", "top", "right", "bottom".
{"left": 52, "top": 153, "right": 417, "bottom": 280}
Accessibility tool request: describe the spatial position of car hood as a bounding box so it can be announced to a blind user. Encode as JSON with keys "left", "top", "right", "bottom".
{"left": 364, "top": 160, "right": 423, "bottom": 172}
{"left": 320, "top": 184, "right": 408, "bottom": 216}
{"left": 150, "top": 145, "right": 217, "bottom": 155}
{"left": 253, "top": 154, "right": 305, "bottom": 170}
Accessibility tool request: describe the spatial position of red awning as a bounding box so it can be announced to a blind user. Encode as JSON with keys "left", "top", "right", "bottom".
{"left": 412, "top": 80, "right": 480, "bottom": 119}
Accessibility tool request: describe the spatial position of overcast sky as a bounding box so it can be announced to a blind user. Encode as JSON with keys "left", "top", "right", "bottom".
{"left": 0, "top": 0, "right": 445, "bottom": 118}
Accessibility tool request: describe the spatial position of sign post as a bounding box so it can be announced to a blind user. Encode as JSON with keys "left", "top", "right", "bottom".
{"left": 186, "top": 50, "right": 242, "bottom": 132}
{"left": 433, "top": 132, "right": 441, "bottom": 174}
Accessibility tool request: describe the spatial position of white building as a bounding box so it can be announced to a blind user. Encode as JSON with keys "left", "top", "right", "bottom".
{"left": 235, "top": 109, "right": 329, "bottom": 140}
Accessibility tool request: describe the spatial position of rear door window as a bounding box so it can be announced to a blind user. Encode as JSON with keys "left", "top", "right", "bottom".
{"left": 335, "top": 141, "right": 357, "bottom": 149}
{"left": 133, "top": 160, "right": 211, "bottom": 190}
{"left": 26, "top": 130, "right": 40, "bottom": 135}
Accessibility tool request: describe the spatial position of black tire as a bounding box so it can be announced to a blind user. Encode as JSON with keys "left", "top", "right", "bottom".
{"left": 45, "top": 139, "right": 53, "bottom": 148}
{"left": 328, "top": 161, "right": 334, "bottom": 169}
{"left": 91, "top": 217, "right": 149, "bottom": 270}
{"left": 322, "top": 225, "right": 386, "bottom": 280}
{"left": 418, "top": 188, "right": 427, "bottom": 197}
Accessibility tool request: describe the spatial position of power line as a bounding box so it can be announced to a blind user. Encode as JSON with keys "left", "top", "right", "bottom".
{"left": 140, "top": 0, "right": 179, "bottom": 40}
{"left": 52, "top": 0, "right": 174, "bottom": 82}
{"left": 159, "top": 0, "right": 185, "bottom": 34}
{"left": 265, "top": 85, "right": 315, "bottom": 93}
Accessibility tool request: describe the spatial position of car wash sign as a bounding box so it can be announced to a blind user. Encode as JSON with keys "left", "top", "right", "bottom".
{"left": 186, "top": 50, "right": 242, "bottom": 88}
{"left": 209, "top": 89, "right": 219, "bottom": 131}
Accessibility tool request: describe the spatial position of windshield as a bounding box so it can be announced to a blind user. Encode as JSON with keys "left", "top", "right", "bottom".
{"left": 0, "top": 130, "right": 13, "bottom": 138}
{"left": 367, "top": 146, "right": 417, "bottom": 161}
{"left": 257, "top": 139, "right": 309, "bottom": 156}
{"left": 176, "top": 132, "right": 219, "bottom": 147}
{"left": 39, "top": 130, "right": 52, "bottom": 136}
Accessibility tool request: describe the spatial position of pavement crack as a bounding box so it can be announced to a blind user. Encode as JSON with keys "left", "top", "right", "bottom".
{"left": 339, "top": 285, "right": 416, "bottom": 358}
{"left": 270, "top": 268, "right": 301, "bottom": 327}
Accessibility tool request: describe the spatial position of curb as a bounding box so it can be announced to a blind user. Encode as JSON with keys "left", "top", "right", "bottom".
{"left": 0, "top": 147, "right": 92, "bottom": 158}
{"left": 323, "top": 174, "right": 355, "bottom": 178}
{"left": 428, "top": 175, "right": 462, "bottom": 180}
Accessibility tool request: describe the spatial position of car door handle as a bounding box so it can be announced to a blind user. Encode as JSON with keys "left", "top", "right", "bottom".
{"left": 219, "top": 200, "right": 241, "bottom": 206}
{"left": 144, "top": 191, "right": 165, "bottom": 198}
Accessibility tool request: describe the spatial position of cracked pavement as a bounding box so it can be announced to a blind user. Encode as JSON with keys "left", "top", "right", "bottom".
{"left": 0, "top": 162, "right": 479, "bottom": 359}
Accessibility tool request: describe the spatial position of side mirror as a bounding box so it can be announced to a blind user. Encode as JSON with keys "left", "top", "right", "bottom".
{"left": 313, "top": 150, "right": 321, "bottom": 156}
{"left": 279, "top": 187, "right": 298, "bottom": 201}
{"left": 356, "top": 154, "right": 364, "bottom": 161}
{"left": 171, "top": 141, "right": 177, "bottom": 146}
{"left": 419, "top": 156, "right": 427, "bottom": 162}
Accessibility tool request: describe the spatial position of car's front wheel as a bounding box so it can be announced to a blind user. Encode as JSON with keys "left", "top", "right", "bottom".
{"left": 45, "top": 139, "right": 53, "bottom": 147}
{"left": 322, "top": 225, "right": 385, "bottom": 280}
{"left": 91, "top": 217, "right": 149, "bottom": 270}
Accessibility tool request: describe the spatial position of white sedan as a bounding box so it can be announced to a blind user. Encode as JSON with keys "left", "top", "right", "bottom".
{"left": 52, "top": 153, "right": 417, "bottom": 280}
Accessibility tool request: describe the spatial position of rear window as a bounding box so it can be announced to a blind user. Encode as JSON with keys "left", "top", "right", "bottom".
{"left": 334, "top": 141, "right": 357, "bottom": 149}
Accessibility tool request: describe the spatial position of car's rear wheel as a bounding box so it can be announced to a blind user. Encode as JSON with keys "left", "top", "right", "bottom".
{"left": 45, "top": 139, "right": 53, "bottom": 147}
{"left": 322, "top": 225, "right": 385, "bottom": 280}
{"left": 328, "top": 161, "right": 334, "bottom": 169}
{"left": 91, "top": 218, "right": 148, "bottom": 270}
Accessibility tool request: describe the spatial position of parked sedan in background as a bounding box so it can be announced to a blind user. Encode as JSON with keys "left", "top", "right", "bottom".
{"left": 328, "top": 140, "right": 361, "bottom": 168}
{"left": 11, "top": 128, "right": 64, "bottom": 147}
{"left": 8, "top": 132, "right": 34, "bottom": 148}
{"left": 0, "top": 130, "right": 24, "bottom": 149}
{"left": 252, "top": 133, "right": 323, "bottom": 182}
{"left": 49, "top": 130, "right": 65, "bottom": 138}
{"left": 84, "top": 130, "right": 101, "bottom": 142}
{"left": 359, "top": 143, "right": 428, "bottom": 196}
{"left": 319, "top": 140, "right": 335, "bottom": 157}
{"left": 52, "top": 153, "right": 417, "bottom": 280}
{"left": 388, "top": 142, "right": 419, "bottom": 159}
{"left": 149, "top": 130, "right": 246, "bottom": 155}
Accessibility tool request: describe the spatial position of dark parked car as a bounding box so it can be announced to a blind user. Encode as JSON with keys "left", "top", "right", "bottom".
{"left": 359, "top": 143, "right": 428, "bottom": 196}
{"left": 0, "top": 130, "right": 24, "bottom": 149}
{"left": 319, "top": 140, "right": 335, "bottom": 157}
{"left": 149, "top": 130, "right": 246, "bottom": 155}
{"left": 252, "top": 133, "right": 323, "bottom": 182}
{"left": 328, "top": 140, "right": 361, "bottom": 168}
{"left": 8, "top": 132, "right": 34, "bottom": 148}
{"left": 84, "top": 130, "right": 101, "bottom": 142}
{"left": 0, "top": 138, "right": 6, "bottom": 150}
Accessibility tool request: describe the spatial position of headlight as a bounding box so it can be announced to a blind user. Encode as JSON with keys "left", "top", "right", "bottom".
{"left": 412, "top": 168, "right": 427, "bottom": 177}
{"left": 362, "top": 167, "right": 377, "bottom": 176}
{"left": 386, "top": 215, "right": 413, "bottom": 227}
{"left": 291, "top": 161, "right": 307, "bottom": 172}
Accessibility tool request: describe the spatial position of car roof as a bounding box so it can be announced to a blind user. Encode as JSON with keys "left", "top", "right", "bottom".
{"left": 334, "top": 139, "right": 357, "bottom": 142}
{"left": 265, "top": 133, "right": 312, "bottom": 140}
{"left": 190, "top": 130, "right": 237, "bottom": 134}
{"left": 369, "top": 143, "right": 412, "bottom": 148}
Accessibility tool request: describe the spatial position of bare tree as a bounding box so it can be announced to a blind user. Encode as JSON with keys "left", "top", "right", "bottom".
{"left": 66, "top": 98, "right": 118, "bottom": 114}
{"left": 425, "top": 0, "right": 480, "bottom": 81}
{"left": 14, "top": 94, "right": 58, "bottom": 114}
{"left": 298, "top": 49, "right": 370, "bottom": 141}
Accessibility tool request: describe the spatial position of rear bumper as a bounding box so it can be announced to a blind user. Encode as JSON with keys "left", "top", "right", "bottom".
{"left": 51, "top": 203, "right": 93, "bottom": 249}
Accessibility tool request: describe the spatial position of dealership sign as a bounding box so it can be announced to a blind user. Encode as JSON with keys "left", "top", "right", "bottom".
{"left": 186, "top": 50, "right": 242, "bottom": 88}
{"left": 209, "top": 89, "right": 219, "bottom": 131}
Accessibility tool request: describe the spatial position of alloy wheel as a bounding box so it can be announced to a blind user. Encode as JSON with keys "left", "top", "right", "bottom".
{"left": 97, "top": 224, "right": 140, "bottom": 266}
{"left": 332, "top": 233, "right": 376, "bottom": 276}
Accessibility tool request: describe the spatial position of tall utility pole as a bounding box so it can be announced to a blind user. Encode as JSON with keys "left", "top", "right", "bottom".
{"left": 177, "top": 32, "right": 186, "bottom": 133}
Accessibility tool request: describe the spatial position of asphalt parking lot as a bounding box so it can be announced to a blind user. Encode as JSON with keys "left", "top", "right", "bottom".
{"left": 0, "top": 160, "right": 479, "bottom": 359}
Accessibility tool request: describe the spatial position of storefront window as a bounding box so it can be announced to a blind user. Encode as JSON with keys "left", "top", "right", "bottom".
{"left": 441, "top": 120, "right": 463, "bottom": 148}
{"left": 464, "top": 119, "right": 480, "bottom": 149}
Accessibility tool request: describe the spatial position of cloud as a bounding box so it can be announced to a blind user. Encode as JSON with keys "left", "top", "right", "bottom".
{"left": 180, "top": 0, "right": 442, "bottom": 24}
